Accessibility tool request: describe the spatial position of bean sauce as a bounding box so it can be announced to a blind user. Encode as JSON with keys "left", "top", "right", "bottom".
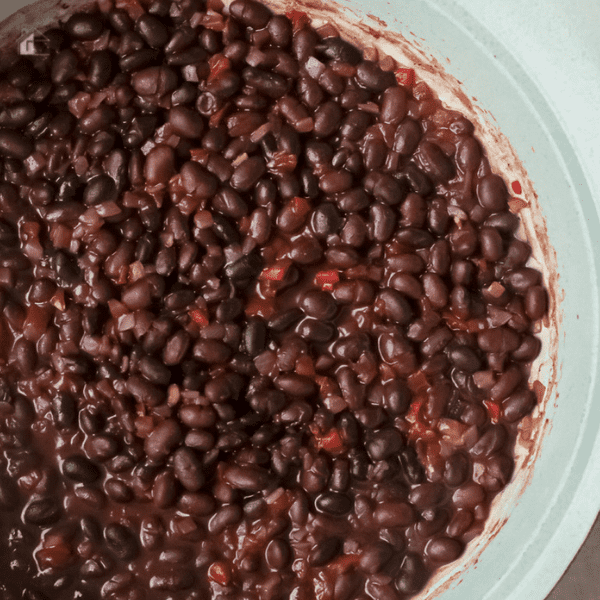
{"left": 0, "top": 1, "right": 548, "bottom": 599}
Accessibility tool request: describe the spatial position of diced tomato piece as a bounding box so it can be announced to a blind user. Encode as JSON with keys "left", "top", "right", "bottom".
{"left": 511, "top": 180, "right": 522, "bottom": 195}
{"left": 190, "top": 148, "right": 210, "bottom": 165}
{"left": 267, "top": 151, "right": 298, "bottom": 176}
{"left": 208, "top": 561, "right": 231, "bottom": 586}
{"left": 328, "top": 553, "right": 360, "bottom": 574}
{"left": 395, "top": 67, "right": 415, "bottom": 87}
{"left": 209, "top": 103, "right": 230, "bottom": 128}
{"left": 315, "top": 429, "right": 345, "bottom": 454}
{"left": 314, "top": 270, "right": 339, "bottom": 291}
{"left": 244, "top": 296, "right": 276, "bottom": 319}
{"left": 291, "top": 196, "right": 311, "bottom": 217}
{"left": 483, "top": 400, "right": 501, "bottom": 423}
{"left": 260, "top": 265, "right": 287, "bottom": 282}
{"left": 207, "top": 55, "right": 231, "bottom": 83}
{"left": 286, "top": 10, "right": 311, "bottom": 32}
{"left": 407, "top": 370, "right": 429, "bottom": 394}
{"left": 189, "top": 308, "right": 209, "bottom": 327}
{"left": 406, "top": 399, "right": 423, "bottom": 423}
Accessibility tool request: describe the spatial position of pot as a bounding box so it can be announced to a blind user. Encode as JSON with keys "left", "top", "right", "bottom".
{"left": 0, "top": 0, "right": 598, "bottom": 598}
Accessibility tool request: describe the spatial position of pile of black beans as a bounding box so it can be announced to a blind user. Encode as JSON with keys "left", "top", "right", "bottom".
{"left": 0, "top": 0, "right": 548, "bottom": 599}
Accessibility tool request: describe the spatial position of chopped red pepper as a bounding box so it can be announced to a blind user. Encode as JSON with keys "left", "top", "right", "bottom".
{"left": 189, "top": 308, "right": 209, "bottom": 327}
{"left": 244, "top": 296, "right": 276, "bottom": 319}
{"left": 207, "top": 55, "right": 231, "bottom": 83}
{"left": 407, "top": 370, "right": 429, "bottom": 394}
{"left": 290, "top": 196, "right": 311, "bottom": 217}
{"left": 286, "top": 10, "right": 311, "bottom": 32}
{"left": 511, "top": 180, "right": 522, "bottom": 195}
{"left": 483, "top": 400, "right": 501, "bottom": 423}
{"left": 208, "top": 103, "right": 230, "bottom": 128}
{"left": 208, "top": 561, "right": 231, "bottom": 586}
{"left": 259, "top": 265, "right": 287, "bottom": 282}
{"left": 267, "top": 151, "right": 298, "bottom": 176}
{"left": 314, "top": 429, "right": 345, "bottom": 454}
{"left": 395, "top": 67, "right": 415, "bottom": 87}
{"left": 406, "top": 399, "right": 423, "bottom": 423}
{"left": 314, "top": 270, "right": 339, "bottom": 291}
{"left": 328, "top": 553, "right": 360, "bottom": 574}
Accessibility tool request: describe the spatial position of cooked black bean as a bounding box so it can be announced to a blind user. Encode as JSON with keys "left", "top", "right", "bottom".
{"left": 104, "top": 523, "right": 139, "bottom": 560}
{"left": 65, "top": 12, "right": 104, "bottom": 40}
{"left": 315, "top": 492, "right": 353, "bottom": 516}
{"left": 136, "top": 13, "right": 169, "bottom": 48}
{"left": 366, "top": 428, "right": 404, "bottom": 461}
{"left": 0, "top": 129, "right": 33, "bottom": 159}
{"left": 172, "top": 447, "right": 204, "bottom": 492}
{"left": 477, "top": 174, "right": 509, "bottom": 211}
{"left": 308, "top": 536, "right": 342, "bottom": 566}
{"left": 0, "top": 476, "right": 19, "bottom": 510}
{"left": 62, "top": 455, "right": 101, "bottom": 483}
{"left": 144, "top": 420, "right": 182, "bottom": 461}
{"left": 394, "top": 118, "right": 422, "bottom": 155}
{"left": 52, "top": 392, "right": 77, "bottom": 429}
{"left": 380, "top": 86, "right": 408, "bottom": 124}
{"left": 375, "top": 289, "right": 413, "bottom": 324}
{"left": 23, "top": 497, "right": 61, "bottom": 526}
{"left": 356, "top": 60, "right": 395, "bottom": 91}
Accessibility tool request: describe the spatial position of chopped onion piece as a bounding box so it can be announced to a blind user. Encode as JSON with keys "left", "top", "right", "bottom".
{"left": 305, "top": 56, "right": 325, "bottom": 80}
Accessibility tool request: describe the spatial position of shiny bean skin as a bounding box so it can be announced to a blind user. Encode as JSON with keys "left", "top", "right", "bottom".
{"left": 502, "top": 389, "right": 536, "bottom": 422}
{"left": 477, "top": 174, "right": 508, "bottom": 212}
{"left": 425, "top": 537, "right": 464, "bottom": 563}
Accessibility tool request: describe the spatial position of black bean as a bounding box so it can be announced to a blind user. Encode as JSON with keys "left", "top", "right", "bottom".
{"left": 502, "top": 389, "right": 536, "bottom": 422}
{"left": 425, "top": 537, "right": 464, "bottom": 563}
{"left": 396, "top": 553, "right": 429, "bottom": 594}
{"left": 315, "top": 492, "right": 353, "bottom": 516}
{"left": 168, "top": 106, "right": 204, "bottom": 138}
{"left": 223, "top": 464, "right": 270, "bottom": 492}
{"left": 173, "top": 447, "right": 205, "bottom": 492}
{"left": 380, "top": 86, "right": 408, "bottom": 124}
{"left": 268, "top": 307, "right": 303, "bottom": 331}
{"left": 317, "top": 37, "right": 362, "bottom": 64}
{"left": 224, "top": 252, "right": 263, "bottom": 282}
{"left": 0, "top": 475, "right": 19, "bottom": 510}
{"left": 136, "top": 13, "right": 169, "bottom": 48}
{"left": 308, "top": 537, "right": 342, "bottom": 566}
{"left": 275, "top": 373, "right": 317, "bottom": 397}
{"left": 400, "top": 446, "right": 425, "bottom": 484}
{"left": 208, "top": 504, "right": 243, "bottom": 534}
{"left": 23, "top": 497, "right": 61, "bottom": 526}
{"left": 356, "top": 60, "right": 395, "bottom": 91}
{"left": 52, "top": 392, "right": 77, "bottom": 429}
{"left": 477, "top": 174, "right": 508, "bottom": 212}
{"left": 443, "top": 453, "right": 470, "bottom": 487}
{"left": 0, "top": 129, "right": 33, "bottom": 159}
{"left": 366, "top": 428, "right": 404, "bottom": 461}
{"left": 370, "top": 202, "right": 396, "bottom": 242}
{"left": 393, "top": 118, "right": 421, "bottom": 155}
{"left": 244, "top": 318, "right": 267, "bottom": 357}
{"left": 62, "top": 455, "right": 101, "bottom": 483}
{"left": 375, "top": 289, "right": 413, "bottom": 324}
{"left": 314, "top": 101, "right": 343, "bottom": 138}
{"left": 65, "top": 12, "right": 104, "bottom": 40}
{"left": 144, "top": 420, "right": 183, "bottom": 461}
{"left": 360, "top": 541, "right": 394, "bottom": 574}
{"left": 104, "top": 523, "right": 139, "bottom": 560}
{"left": 417, "top": 141, "right": 455, "bottom": 181}
{"left": 230, "top": 0, "right": 272, "bottom": 28}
